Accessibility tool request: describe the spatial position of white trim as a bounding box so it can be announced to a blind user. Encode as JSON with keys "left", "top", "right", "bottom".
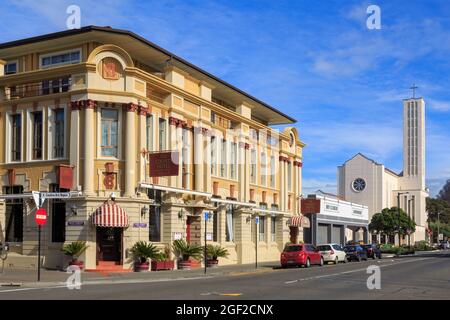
{"left": 211, "top": 198, "right": 258, "bottom": 207}
{"left": 140, "top": 183, "right": 211, "bottom": 198}
{"left": 39, "top": 48, "right": 82, "bottom": 69}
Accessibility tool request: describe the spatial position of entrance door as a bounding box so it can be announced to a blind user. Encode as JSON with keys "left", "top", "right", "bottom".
{"left": 186, "top": 217, "right": 192, "bottom": 243}
{"left": 96, "top": 227, "right": 122, "bottom": 262}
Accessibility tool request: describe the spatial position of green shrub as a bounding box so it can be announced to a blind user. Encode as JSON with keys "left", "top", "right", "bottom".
{"left": 62, "top": 241, "right": 88, "bottom": 259}
{"left": 414, "top": 241, "right": 434, "bottom": 251}
{"left": 130, "top": 241, "right": 159, "bottom": 263}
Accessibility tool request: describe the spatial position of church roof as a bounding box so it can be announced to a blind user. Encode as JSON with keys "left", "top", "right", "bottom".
{"left": 341, "top": 153, "right": 402, "bottom": 177}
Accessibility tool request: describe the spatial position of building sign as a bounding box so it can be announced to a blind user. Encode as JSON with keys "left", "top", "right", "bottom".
{"left": 301, "top": 216, "right": 311, "bottom": 228}
{"left": 58, "top": 165, "right": 73, "bottom": 190}
{"left": 149, "top": 151, "right": 180, "bottom": 177}
{"left": 206, "top": 233, "right": 213, "bottom": 241}
{"left": 173, "top": 232, "right": 183, "bottom": 240}
{"left": 301, "top": 199, "right": 321, "bottom": 214}
{"left": 68, "top": 221, "right": 85, "bottom": 226}
{"left": 133, "top": 223, "right": 148, "bottom": 228}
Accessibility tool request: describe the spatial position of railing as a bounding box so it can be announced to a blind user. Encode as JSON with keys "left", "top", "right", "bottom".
{"left": 4, "top": 77, "right": 72, "bottom": 101}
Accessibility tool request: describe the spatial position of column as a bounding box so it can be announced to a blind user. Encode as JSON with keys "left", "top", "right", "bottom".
{"left": 293, "top": 162, "right": 299, "bottom": 214}
{"left": 194, "top": 126, "right": 204, "bottom": 192}
{"left": 138, "top": 105, "right": 148, "bottom": 183}
{"left": 279, "top": 157, "right": 285, "bottom": 211}
{"left": 238, "top": 140, "right": 245, "bottom": 202}
{"left": 83, "top": 100, "right": 96, "bottom": 196}
{"left": 204, "top": 130, "right": 212, "bottom": 193}
{"left": 244, "top": 143, "right": 250, "bottom": 202}
{"left": 176, "top": 123, "right": 183, "bottom": 188}
{"left": 124, "top": 103, "right": 137, "bottom": 197}
{"left": 70, "top": 102, "right": 81, "bottom": 189}
{"left": 168, "top": 117, "right": 178, "bottom": 188}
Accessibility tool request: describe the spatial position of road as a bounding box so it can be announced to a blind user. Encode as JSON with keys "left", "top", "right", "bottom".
{"left": 0, "top": 252, "right": 449, "bottom": 300}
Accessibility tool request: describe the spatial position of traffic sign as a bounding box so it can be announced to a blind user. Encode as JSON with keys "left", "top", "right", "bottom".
{"left": 204, "top": 212, "right": 210, "bottom": 221}
{"left": 35, "top": 208, "right": 47, "bottom": 226}
{"left": 439, "top": 234, "right": 444, "bottom": 241}
{"left": 255, "top": 216, "right": 260, "bottom": 225}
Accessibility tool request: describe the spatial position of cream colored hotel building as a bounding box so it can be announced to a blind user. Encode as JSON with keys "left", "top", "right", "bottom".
{"left": 0, "top": 26, "right": 306, "bottom": 270}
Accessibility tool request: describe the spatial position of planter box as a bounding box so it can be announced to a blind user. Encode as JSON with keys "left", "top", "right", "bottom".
{"left": 69, "top": 260, "right": 84, "bottom": 271}
{"left": 207, "top": 259, "right": 218, "bottom": 268}
{"left": 178, "top": 260, "right": 191, "bottom": 270}
{"left": 151, "top": 260, "right": 174, "bottom": 271}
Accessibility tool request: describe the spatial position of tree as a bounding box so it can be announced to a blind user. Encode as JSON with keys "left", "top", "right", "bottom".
{"left": 426, "top": 197, "right": 450, "bottom": 224}
{"left": 438, "top": 179, "right": 450, "bottom": 204}
{"left": 369, "top": 207, "right": 416, "bottom": 239}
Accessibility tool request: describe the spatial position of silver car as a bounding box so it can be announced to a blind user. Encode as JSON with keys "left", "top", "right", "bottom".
{"left": 317, "top": 243, "right": 347, "bottom": 264}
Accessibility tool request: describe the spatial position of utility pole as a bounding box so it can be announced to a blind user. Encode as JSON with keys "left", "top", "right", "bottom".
{"left": 437, "top": 211, "right": 441, "bottom": 244}
{"left": 38, "top": 192, "right": 42, "bottom": 282}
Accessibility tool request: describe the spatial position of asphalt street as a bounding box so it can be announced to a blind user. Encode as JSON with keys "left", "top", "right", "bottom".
{"left": 0, "top": 252, "right": 449, "bottom": 300}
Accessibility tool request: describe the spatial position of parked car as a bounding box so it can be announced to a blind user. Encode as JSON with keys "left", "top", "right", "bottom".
{"left": 439, "top": 241, "right": 450, "bottom": 250}
{"left": 362, "top": 244, "right": 382, "bottom": 259}
{"left": 343, "top": 245, "right": 368, "bottom": 262}
{"left": 281, "top": 244, "right": 324, "bottom": 268}
{"left": 317, "top": 244, "right": 347, "bottom": 264}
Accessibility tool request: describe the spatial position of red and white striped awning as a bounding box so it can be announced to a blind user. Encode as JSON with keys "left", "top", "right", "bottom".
{"left": 287, "top": 215, "right": 310, "bottom": 228}
{"left": 91, "top": 203, "right": 129, "bottom": 228}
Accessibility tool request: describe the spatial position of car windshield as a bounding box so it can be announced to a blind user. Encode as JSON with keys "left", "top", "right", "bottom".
{"left": 344, "top": 246, "right": 356, "bottom": 252}
{"left": 284, "top": 245, "right": 302, "bottom": 252}
{"left": 317, "top": 245, "right": 331, "bottom": 251}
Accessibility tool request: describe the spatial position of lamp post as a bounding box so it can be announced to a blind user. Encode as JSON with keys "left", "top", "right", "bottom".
{"left": 437, "top": 211, "right": 441, "bottom": 244}
{"left": 397, "top": 192, "right": 409, "bottom": 246}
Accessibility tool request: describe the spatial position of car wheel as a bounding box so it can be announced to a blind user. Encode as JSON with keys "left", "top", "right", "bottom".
{"left": 305, "top": 258, "right": 311, "bottom": 268}
{"left": 343, "top": 257, "right": 348, "bottom": 263}
{"left": 320, "top": 257, "right": 324, "bottom": 266}
{"left": 334, "top": 257, "right": 339, "bottom": 265}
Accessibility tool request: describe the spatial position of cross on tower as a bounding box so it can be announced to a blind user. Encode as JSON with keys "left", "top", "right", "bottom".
{"left": 410, "top": 84, "right": 418, "bottom": 99}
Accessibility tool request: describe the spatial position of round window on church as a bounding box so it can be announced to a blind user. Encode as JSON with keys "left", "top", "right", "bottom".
{"left": 352, "top": 178, "right": 366, "bottom": 192}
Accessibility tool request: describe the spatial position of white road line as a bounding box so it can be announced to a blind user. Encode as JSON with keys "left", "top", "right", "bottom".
{"left": 284, "top": 257, "right": 431, "bottom": 285}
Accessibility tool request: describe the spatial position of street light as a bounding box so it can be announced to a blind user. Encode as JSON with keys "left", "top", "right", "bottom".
{"left": 397, "top": 192, "right": 409, "bottom": 246}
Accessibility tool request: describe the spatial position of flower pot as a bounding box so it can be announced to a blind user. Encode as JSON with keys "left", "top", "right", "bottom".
{"left": 69, "top": 259, "right": 84, "bottom": 270}
{"left": 207, "top": 259, "right": 219, "bottom": 268}
{"left": 134, "top": 261, "right": 150, "bottom": 272}
{"left": 178, "top": 260, "right": 191, "bottom": 270}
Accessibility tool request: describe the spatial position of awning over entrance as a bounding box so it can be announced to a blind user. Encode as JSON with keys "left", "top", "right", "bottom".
{"left": 91, "top": 203, "right": 129, "bottom": 228}
{"left": 287, "top": 215, "right": 310, "bottom": 228}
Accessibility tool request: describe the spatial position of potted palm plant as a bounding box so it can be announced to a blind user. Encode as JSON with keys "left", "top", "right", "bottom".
{"left": 205, "top": 244, "right": 229, "bottom": 268}
{"left": 130, "top": 241, "right": 159, "bottom": 272}
{"left": 172, "top": 239, "right": 203, "bottom": 270}
{"left": 151, "top": 245, "right": 175, "bottom": 271}
{"left": 62, "top": 241, "right": 88, "bottom": 270}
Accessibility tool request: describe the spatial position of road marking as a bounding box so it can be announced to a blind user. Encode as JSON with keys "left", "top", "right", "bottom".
{"left": 284, "top": 257, "right": 430, "bottom": 285}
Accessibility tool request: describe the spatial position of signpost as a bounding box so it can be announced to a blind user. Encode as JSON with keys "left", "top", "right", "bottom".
{"left": 204, "top": 212, "right": 210, "bottom": 275}
{"left": 255, "top": 216, "right": 259, "bottom": 269}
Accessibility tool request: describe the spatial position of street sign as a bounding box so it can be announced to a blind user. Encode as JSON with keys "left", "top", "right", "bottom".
{"left": 35, "top": 208, "right": 47, "bottom": 226}
{"left": 255, "top": 216, "right": 260, "bottom": 225}
{"left": 41, "top": 192, "right": 71, "bottom": 199}
{"left": 439, "top": 234, "right": 444, "bottom": 241}
{"left": 204, "top": 212, "right": 210, "bottom": 221}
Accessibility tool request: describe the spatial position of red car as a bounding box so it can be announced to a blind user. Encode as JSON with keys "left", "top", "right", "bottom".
{"left": 281, "top": 244, "right": 324, "bottom": 268}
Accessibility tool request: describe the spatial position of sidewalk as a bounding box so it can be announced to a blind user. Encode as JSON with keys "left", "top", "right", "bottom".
{"left": 0, "top": 261, "right": 280, "bottom": 287}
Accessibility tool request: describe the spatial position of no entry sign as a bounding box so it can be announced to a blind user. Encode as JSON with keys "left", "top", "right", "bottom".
{"left": 35, "top": 208, "right": 47, "bottom": 226}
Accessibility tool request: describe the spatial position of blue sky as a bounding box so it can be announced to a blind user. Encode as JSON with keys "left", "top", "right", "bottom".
{"left": 1, "top": 0, "right": 449, "bottom": 197}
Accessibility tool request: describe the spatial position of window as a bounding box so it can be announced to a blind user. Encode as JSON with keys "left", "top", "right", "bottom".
{"left": 146, "top": 115, "right": 153, "bottom": 152}
{"left": 271, "top": 216, "right": 276, "bottom": 242}
{"left": 11, "top": 114, "right": 22, "bottom": 161}
{"left": 287, "top": 161, "right": 292, "bottom": 191}
{"left": 41, "top": 50, "right": 81, "bottom": 68}
{"left": 50, "top": 184, "right": 68, "bottom": 243}
{"left": 225, "top": 205, "right": 234, "bottom": 242}
{"left": 158, "top": 118, "right": 167, "bottom": 151}
{"left": 5, "top": 62, "right": 17, "bottom": 75}
{"left": 53, "top": 109, "right": 65, "bottom": 158}
{"left": 270, "top": 155, "right": 276, "bottom": 188}
{"left": 250, "top": 149, "right": 256, "bottom": 184}
{"left": 211, "top": 136, "right": 217, "bottom": 175}
{"left": 220, "top": 139, "right": 227, "bottom": 177}
{"left": 325, "top": 204, "right": 338, "bottom": 212}
{"left": 230, "top": 142, "right": 237, "bottom": 179}
{"left": 4, "top": 186, "right": 24, "bottom": 243}
{"left": 259, "top": 216, "right": 265, "bottom": 241}
{"left": 148, "top": 190, "right": 162, "bottom": 242}
{"left": 32, "top": 111, "right": 43, "bottom": 160}
{"left": 352, "top": 209, "right": 362, "bottom": 215}
{"left": 261, "top": 152, "right": 267, "bottom": 186}
{"left": 101, "top": 109, "right": 119, "bottom": 157}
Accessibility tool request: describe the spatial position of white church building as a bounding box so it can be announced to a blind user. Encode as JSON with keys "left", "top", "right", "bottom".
{"left": 337, "top": 98, "right": 429, "bottom": 245}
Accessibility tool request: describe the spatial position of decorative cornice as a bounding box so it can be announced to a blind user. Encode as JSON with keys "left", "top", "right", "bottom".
{"left": 294, "top": 161, "right": 303, "bottom": 168}
{"left": 169, "top": 116, "right": 187, "bottom": 128}
{"left": 279, "top": 156, "right": 289, "bottom": 163}
{"left": 71, "top": 99, "right": 98, "bottom": 111}
{"left": 138, "top": 105, "right": 149, "bottom": 116}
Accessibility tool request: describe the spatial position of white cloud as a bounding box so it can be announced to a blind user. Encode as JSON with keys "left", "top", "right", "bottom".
{"left": 427, "top": 99, "right": 450, "bottom": 112}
